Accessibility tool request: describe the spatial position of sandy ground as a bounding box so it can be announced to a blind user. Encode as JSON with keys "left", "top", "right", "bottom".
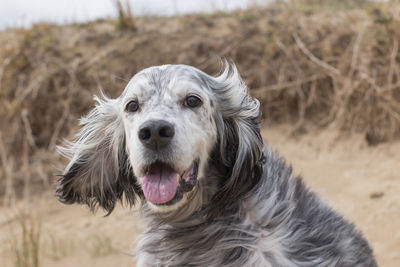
{"left": 0, "top": 125, "right": 399, "bottom": 267}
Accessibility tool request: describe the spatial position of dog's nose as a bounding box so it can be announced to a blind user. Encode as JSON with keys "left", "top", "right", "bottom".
{"left": 138, "top": 120, "right": 175, "bottom": 150}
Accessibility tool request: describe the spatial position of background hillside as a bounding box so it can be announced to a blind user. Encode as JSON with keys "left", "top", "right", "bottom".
{"left": 0, "top": 1, "right": 399, "bottom": 266}
{"left": 2, "top": 0, "right": 400, "bottom": 201}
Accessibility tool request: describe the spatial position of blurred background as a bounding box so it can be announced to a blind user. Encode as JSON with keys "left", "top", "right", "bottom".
{"left": 0, "top": 0, "right": 399, "bottom": 266}
{"left": 0, "top": 0, "right": 269, "bottom": 29}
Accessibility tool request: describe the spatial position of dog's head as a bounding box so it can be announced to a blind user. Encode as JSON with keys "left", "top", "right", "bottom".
{"left": 57, "top": 63, "right": 263, "bottom": 216}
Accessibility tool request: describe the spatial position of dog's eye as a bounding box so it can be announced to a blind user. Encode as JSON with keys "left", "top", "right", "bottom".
{"left": 185, "top": 95, "right": 202, "bottom": 108}
{"left": 126, "top": 100, "right": 139, "bottom": 112}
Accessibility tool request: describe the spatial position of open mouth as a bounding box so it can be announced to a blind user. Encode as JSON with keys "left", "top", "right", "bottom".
{"left": 141, "top": 160, "right": 199, "bottom": 205}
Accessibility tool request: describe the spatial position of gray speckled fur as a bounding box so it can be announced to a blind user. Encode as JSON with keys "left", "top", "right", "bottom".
{"left": 57, "top": 63, "right": 377, "bottom": 267}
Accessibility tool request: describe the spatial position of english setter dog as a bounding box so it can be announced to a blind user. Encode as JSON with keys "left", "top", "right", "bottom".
{"left": 57, "top": 63, "right": 377, "bottom": 266}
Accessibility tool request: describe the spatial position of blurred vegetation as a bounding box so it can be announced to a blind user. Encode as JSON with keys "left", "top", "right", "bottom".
{"left": 0, "top": 0, "right": 400, "bottom": 201}
{"left": 292, "top": 0, "right": 372, "bottom": 9}
{"left": 8, "top": 214, "right": 42, "bottom": 267}
{"left": 88, "top": 235, "right": 115, "bottom": 258}
{"left": 115, "top": 0, "right": 137, "bottom": 31}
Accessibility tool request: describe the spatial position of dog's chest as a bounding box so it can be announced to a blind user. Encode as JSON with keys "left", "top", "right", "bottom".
{"left": 136, "top": 221, "right": 295, "bottom": 267}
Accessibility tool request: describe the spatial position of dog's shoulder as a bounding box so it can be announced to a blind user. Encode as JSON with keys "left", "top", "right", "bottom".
{"left": 241, "top": 145, "right": 377, "bottom": 266}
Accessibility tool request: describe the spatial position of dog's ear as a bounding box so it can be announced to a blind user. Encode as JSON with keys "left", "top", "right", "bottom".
{"left": 208, "top": 62, "right": 264, "bottom": 216}
{"left": 56, "top": 95, "right": 140, "bottom": 215}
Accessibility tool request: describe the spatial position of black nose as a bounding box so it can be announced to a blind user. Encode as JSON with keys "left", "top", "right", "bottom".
{"left": 138, "top": 120, "right": 175, "bottom": 150}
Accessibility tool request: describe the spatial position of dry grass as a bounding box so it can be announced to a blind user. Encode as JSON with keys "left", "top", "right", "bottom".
{"left": 8, "top": 214, "right": 42, "bottom": 267}
{"left": 115, "top": 0, "right": 137, "bottom": 31}
{"left": 88, "top": 235, "right": 115, "bottom": 258}
{"left": 0, "top": 0, "right": 399, "bottom": 201}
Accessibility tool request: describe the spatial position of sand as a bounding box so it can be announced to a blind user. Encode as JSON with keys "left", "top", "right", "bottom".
{"left": 1, "top": 125, "right": 399, "bottom": 267}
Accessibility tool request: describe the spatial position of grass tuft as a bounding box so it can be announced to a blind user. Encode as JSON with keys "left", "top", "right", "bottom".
{"left": 9, "top": 214, "right": 41, "bottom": 267}
{"left": 115, "top": 0, "right": 137, "bottom": 31}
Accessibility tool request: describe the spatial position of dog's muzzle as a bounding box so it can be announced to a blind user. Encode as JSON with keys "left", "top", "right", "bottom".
{"left": 141, "top": 160, "right": 199, "bottom": 205}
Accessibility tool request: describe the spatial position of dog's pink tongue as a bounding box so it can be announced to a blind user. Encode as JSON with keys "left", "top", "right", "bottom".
{"left": 142, "top": 163, "right": 178, "bottom": 204}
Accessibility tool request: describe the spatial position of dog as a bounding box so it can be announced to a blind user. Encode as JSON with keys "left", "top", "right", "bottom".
{"left": 57, "top": 63, "right": 377, "bottom": 266}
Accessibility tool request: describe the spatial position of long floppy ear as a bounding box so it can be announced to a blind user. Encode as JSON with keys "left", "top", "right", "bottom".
{"left": 56, "top": 94, "right": 140, "bottom": 215}
{"left": 207, "top": 63, "right": 264, "bottom": 216}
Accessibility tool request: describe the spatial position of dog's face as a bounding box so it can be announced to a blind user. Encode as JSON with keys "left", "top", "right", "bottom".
{"left": 120, "top": 66, "right": 217, "bottom": 210}
{"left": 57, "top": 63, "right": 263, "bottom": 217}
